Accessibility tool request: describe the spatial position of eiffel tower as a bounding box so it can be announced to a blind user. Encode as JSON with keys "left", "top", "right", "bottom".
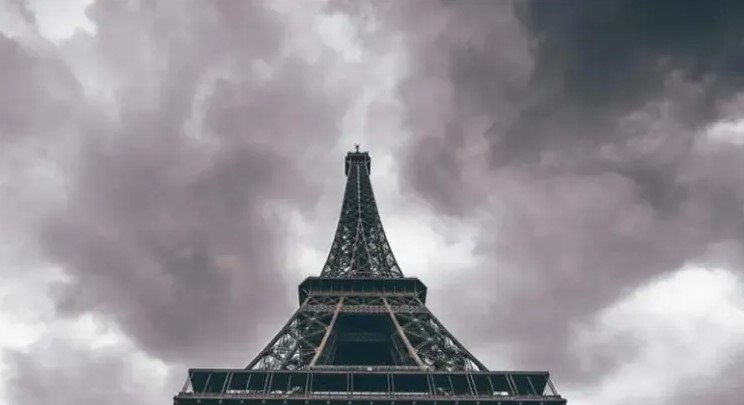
{"left": 174, "top": 147, "right": 566, "bottom": 404}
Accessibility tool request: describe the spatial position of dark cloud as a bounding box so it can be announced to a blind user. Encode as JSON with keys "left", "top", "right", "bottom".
{"left": 388, "top": 0, "right": 744, "bottom": 206}
{"left": 519, "top": 0, "right": 744, "bottom": 117}
{"left": 348, "top": 0, "right": 744, "bottom": 398}
{"left": 5, "top": 1, "right": 744, "bottom": 404}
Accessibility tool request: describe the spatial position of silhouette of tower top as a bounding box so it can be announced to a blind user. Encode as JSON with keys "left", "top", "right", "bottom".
{"left": 174, "top": 149, "right": 567, "bottom": 404}
{"left": 321, "top": 147, "right": 402, "bottom": 279}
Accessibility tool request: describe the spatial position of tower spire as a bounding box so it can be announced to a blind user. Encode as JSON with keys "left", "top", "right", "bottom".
{"left": 320, "top": 148, "right": 402, "bottom": 278}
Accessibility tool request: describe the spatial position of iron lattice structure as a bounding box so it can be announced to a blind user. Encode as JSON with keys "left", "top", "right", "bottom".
{"left": 321, "top": 151, "right": 402, "bottom": 278}
{"left": 175, "top": 148, "right": 566, "bottom": 405}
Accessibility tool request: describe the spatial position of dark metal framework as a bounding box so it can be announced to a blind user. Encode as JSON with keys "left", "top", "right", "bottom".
{"left": 174, "top": 148, "right": 566, "bottom": 404}
{"left": 246, "top": 278, "right": 485, "bottom": 372}
{"left": 321, "top": 150, "right": 402, "bottom": 278}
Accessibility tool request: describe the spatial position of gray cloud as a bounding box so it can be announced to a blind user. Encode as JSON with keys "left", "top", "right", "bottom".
{"left": 672, "top": 353, "right": 744, "bottom": 405}
{"left": 518, "top": 0, "right": 744, "bottom": 122}
{"left": 40, "top": 0, "right": 356, "bottom": 364}
{"left": 4, "top": 0, "right": 356, "bottom": 375}
{"left": 7, "top": 335, "right": 181, "bottom": 405}
{"left": 345, "top": 0, "right": 744, "bottom": 396}
{"left": 5, "top": 1, "right": 744, "bottom": 404}
{"left": 0, "top": 33, "right": 80, "bottom": 141}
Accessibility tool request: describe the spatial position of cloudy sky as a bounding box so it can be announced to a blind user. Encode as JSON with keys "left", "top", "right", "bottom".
{"left": 2, "top": 1, "right": 744, "bottom": 404}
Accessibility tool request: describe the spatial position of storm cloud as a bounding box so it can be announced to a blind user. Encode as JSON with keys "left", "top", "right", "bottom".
{"left": 3, "top": 1, "right": 744, "bottom": 405}
{"left": 3, "top": 0, "right": 363, "bottom": 403}
{"left": 353, "top": 0, "right": 744, "bottom": 395}
{"left": 36, "top": 0, "right": 359, "bottom": 361}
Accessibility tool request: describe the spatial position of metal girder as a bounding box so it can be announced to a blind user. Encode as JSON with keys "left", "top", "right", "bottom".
{"left": 389, "top": 301, "right": 488, "bottom": 372}
{"left": 309, "top": 298, "right": 344, "bottom": 367}
{"left": 246, "top": 298, "right": 332, "bottom": 370}
{"left": 383, "top": 297, "right": 427, "bottom": 369}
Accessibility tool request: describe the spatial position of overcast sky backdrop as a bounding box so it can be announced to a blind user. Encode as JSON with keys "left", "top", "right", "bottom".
{"left": 1, "top": 1, "right": 744, "bottom": 404}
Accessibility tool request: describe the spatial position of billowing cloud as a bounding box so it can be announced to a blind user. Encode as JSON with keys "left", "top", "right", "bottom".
{"left": 565, "top": 266, "right": 744, "bottom": 404}
{"left": 343, "top": 0, "right": 744, "bottom": 398}
{"left": 3, "top": 0, "right": 362, "bottom": 375}
{"left": 3, "top": 1, "right": 744, "bottom": 405}
{"left": 6, "top": 315, "right": 177, "bottom": 405}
